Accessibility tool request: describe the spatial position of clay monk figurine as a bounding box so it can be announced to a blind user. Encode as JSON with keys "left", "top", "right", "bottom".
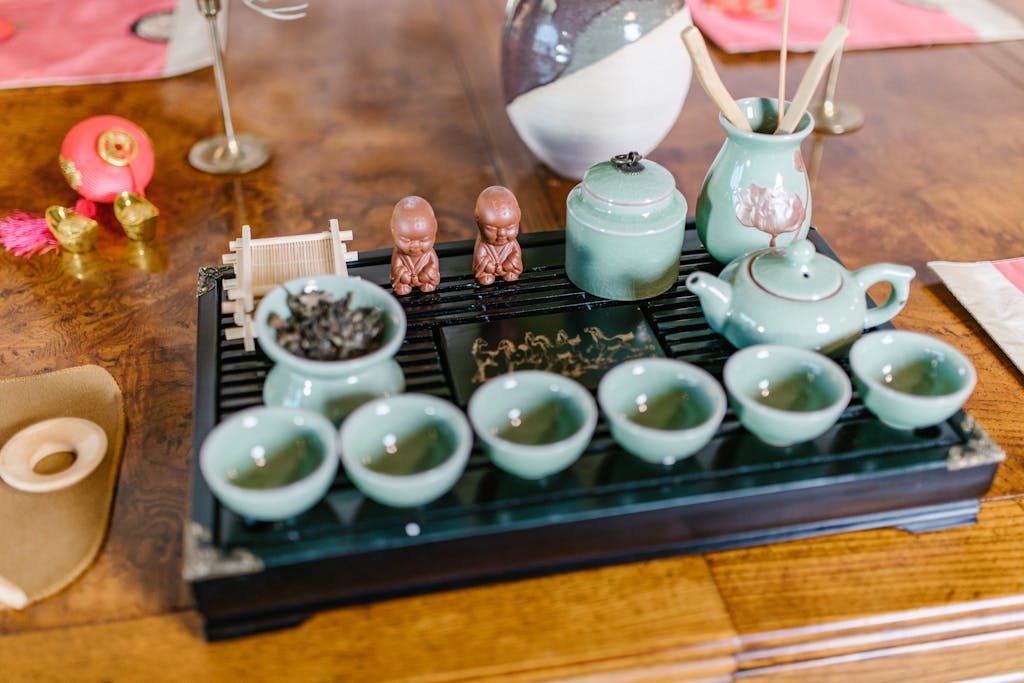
{"left": 390, "top": 195, "right": 440, "bottom": 295}
{"left": 473, "top": 186, "right": 523, "bottom": 286}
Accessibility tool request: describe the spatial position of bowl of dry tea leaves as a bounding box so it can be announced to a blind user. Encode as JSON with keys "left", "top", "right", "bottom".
{"left": 254, "top": 275, "right": 407, "bottom": 422}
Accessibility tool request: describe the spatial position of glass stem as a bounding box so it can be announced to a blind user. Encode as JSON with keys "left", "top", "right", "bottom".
{"left": 821, "top": 0, "right": 853, "bottom": 116}
{"left": 206, "top": 14, "right": 240, "bottom": 158}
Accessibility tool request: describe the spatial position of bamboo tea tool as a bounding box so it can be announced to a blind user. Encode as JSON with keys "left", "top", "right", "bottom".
{"left": 777, "top": 0, "right": 792, "bottom": 127}
{"left": 776, "top": 23, "right": 850, "bottom": 134}
{"left": 810, "top": 0, "right": 864, "bottom": 134}
{"left": 221, "top": 219, "right": 358, "bottom": 351}
{"left": 681, "top": 25, "right": 752, "bottom": 132}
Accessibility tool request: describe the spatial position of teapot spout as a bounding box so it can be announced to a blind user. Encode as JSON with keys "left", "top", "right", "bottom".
{"left": 686, "top": 271, "right": 732, "bottom": 332}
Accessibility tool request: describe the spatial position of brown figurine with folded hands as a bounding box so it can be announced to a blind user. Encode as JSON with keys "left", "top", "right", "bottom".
{"left": 473, "top": 185, "right": 523, "bottom": 286}
{"left": 390, "top": 195, "right": 441, "bottom": 295}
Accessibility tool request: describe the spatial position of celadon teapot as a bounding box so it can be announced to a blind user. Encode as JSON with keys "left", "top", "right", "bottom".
{"left": 685, "top": 239, "right": 915, "bottom": 354}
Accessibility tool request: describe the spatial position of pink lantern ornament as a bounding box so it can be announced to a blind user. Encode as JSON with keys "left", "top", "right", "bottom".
{"left": 59, "top": 115, "right": 155, "bottom": 203}
{"left": 0, "top": 115, "right": 159, "bottom": 258}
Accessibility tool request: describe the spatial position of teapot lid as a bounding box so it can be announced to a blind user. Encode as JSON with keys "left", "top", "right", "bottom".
{"left": 580, "top": 152, "right": 676, "bottom": 210}
{"left": 749, "top": 239, "right": 843, "bottom": 301}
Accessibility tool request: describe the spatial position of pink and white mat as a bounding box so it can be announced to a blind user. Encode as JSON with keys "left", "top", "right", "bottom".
{"left": 930, "top": 257, "right": 1024, "bottom": 378}
{"left": 690, "top": 0, "right": 1024, "bottom": 53}
{"left": 0, "top": 0, "right": 221, "bottom": 89}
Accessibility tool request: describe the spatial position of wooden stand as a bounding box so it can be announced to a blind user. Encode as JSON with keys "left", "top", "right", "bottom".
{"left": 220, "top": 219, "right": 359, "bottom": 350}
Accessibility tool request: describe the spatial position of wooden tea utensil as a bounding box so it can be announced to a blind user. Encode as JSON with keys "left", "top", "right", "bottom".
{"left": 777, "top": 0, "right": 792, "bottom": 126}
{"left": 776, "top": 23, "right": 850, "bottom": 134}
{"left": 681, "top": 25, "right": 752, "bottom": 132}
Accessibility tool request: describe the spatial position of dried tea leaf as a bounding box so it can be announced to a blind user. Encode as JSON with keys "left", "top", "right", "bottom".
{"left": 271, "top": 287, "right": 386, "bottom": 361}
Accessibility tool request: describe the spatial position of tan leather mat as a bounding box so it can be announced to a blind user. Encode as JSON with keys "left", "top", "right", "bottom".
{"left": 0, "top": 365, "right": 125, "bottom": 609}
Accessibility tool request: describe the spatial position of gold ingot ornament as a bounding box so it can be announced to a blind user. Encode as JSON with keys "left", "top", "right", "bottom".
{"left": 45, "top": 206, "right": 99, "bottom": 253}
{"left": 113, "top": 191, "right": 159, "bottom": 241}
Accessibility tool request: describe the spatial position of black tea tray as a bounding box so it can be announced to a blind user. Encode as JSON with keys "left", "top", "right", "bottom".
{"left": 186, "top": 225, "right": 1003, "bottom": 641}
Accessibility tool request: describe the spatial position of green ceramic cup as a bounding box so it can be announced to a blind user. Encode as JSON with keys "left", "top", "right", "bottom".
{"left": 468, "top": 371, "right": 597, "bottom": 480}
{"left": 724, "top": 345, "right": 851, "bottom": 447}
{"left": 849, "top": 330, "right": 976, "bottom": 430}
{"left": 255, "top": 275, "right": 407, "bottom": 424}
{"left": 200, "top": 406, "right": 338, "bottom": 521}
{"left": 339, "top": 394, "right": 472, "bottom": 508}
{"left": 598, "top": 358, "right": 726, "bottom": 465}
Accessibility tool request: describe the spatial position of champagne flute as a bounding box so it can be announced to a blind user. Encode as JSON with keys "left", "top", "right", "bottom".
{"left": 188, "top": 0, "right": 272, "bottom": 174}
{"left": 810, "top": 0, "right": 864, "bottom": 134}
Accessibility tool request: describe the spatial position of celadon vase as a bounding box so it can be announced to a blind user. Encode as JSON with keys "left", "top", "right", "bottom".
{"left": 696, "top": 97, "right": 813, "bottom": 264}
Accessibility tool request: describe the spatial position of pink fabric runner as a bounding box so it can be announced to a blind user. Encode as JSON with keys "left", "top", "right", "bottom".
{"left": 0, "top": 1, "right": 170, "bottom": 85}
{"left": 0, "top": 0, "right": 213, "bottom": 89}
{"left": 689, "top": 0, "right": 1024, "bottom": 53}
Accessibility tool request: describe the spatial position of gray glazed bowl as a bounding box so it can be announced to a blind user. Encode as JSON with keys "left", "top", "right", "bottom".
{"left": 724, "top": 345, "right": 851, "bottom": 447}
{"left": 339, "top": 394, "right": 472, "bottom": 508}
{"left": 200, "top": 406, "right": 338, "bottom": 521}
{"left": 850, "top": 330, "right": 976, "bottom": 430}
{"left": 468, "top": 371, "right": 597, "bottom": 480}
{"left": 598, "top": 358, "right": 726, "bottom": 465}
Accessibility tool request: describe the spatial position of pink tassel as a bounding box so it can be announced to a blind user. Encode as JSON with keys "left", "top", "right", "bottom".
{"left": 0, "top": 211, "right": 59, "bottom": 258}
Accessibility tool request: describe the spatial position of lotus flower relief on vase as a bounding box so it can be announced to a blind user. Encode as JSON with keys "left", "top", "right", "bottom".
{"left": 733, "top": 150, "right": 809, "bottom": 248}
{"left": 696, "top": 97, "right": 814, "bottom": 264}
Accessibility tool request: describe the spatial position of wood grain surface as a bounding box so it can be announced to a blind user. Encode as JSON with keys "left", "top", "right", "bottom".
{"left": 0, "top": 0, "right": 1022, "bottom": 680}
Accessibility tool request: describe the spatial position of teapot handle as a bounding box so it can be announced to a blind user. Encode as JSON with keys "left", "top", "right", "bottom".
{"left": 855, "top": 264, "right": 917, "bottom": 330}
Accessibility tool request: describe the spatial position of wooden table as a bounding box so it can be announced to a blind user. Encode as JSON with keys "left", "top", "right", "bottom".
{"left": 2, "top": 1, "right": 1023, "bottom": 680}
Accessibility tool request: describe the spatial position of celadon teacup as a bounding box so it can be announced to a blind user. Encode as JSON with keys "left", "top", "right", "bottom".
{"left": 339, "top": 394, "right": 471, "bottom": 508}
{"left": 468, "top": 371, "right": 597, "bottom": 480}
{"left": 849, "top": 330, "right": 976, "bottom": 430}
{"left": 200, "top": 406, "right": 339, "bottom": 522}
{"left": 724, "top": 345, "right": 851, "bottom": 447}
{"left": 598, "top": 358, "right": 726, "bottom": 466}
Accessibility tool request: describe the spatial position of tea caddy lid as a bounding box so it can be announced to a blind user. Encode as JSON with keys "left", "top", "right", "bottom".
{"left": 580, "top": 152, "right": 676, "bottom": 216}
{"left": 749, "top": 239, "right": 843, "bottom": 301}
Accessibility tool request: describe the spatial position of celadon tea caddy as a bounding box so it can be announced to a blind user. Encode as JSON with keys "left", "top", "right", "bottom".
{"left": 565, "top": 152, "right": 687, "bottom": 301}
{"left": 686, "top": 239, "right": 916, "bottom": 354}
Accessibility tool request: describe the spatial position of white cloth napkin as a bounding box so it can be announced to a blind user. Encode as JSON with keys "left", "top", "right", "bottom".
{"left": 929, "top": 257, "right": 1024, "bottom": 376}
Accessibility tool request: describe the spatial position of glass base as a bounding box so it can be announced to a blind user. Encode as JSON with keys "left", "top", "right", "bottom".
{"left": 810, "top": 99, "right": 864, "bottom": 135}
{"left": 188, "top": 133, "right": 271, "bottom": 174}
